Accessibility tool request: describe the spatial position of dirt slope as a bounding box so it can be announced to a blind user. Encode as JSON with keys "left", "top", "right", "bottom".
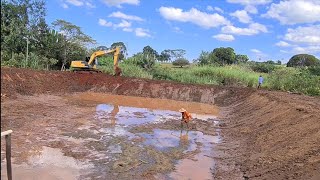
{"left": 1, "top": 67, "right": 320, "bottom": 180}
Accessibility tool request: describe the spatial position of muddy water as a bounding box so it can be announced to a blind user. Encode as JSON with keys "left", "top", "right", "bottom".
{"left": 1, "top": 93, "right": 220, "bottom": 180}
{"left": 67, "top": 92, "right": 219, "bottom": 115}
{"left": 1, "top": 146, "right": 92, "bottom": 180}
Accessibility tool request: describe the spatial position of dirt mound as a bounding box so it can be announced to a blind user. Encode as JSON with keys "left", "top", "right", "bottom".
{"left": 1, "top": 67, "right": 320, "bottom": 179}
{"left": 217, "top": 91, "right": 320, "bottom": 179}
{"left": 1, "top": 67, "right": 252, "bottom": 106}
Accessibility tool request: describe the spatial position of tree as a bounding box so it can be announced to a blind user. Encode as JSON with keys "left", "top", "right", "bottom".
{"left": 198, "top": 51, "right": 210, "bottom": 65}
{"left": 212, "top": 47, "right": 236, "bottom": 65}
{"left": 143, "top": 45, "right": 158, "bottom": 60}
{"left": 265, "top": 60, "right": 276, "bottom": 64}
{"left": 277, "top": 60, "right": 281, "bottom": 65}
{"left": 164, "top": 49, "right": 186, "bottom": 61}
{"left": 197, "top": 51, "right": 219, "bottom": 65}
{"left": 52, "top": 19, "right": 96, "bottom": 69}
{"left": 110, "top": 42, "right": 126, "bottom": 60}
{"left": 158, "top": 51, "right": 171, "bottom": 62}
{"left": 287, "top": 54, "right": 320, "bottom": 67}
{"left": 130, "top": 52, "right": 155, "bottom": 70}
{"left": 172, "top": 58, "right": 190, "bottom": 67}
{"left": 236, "top": 54, "right": 249, "bottom": 63}
{"left": 1, "top": 0, "right": 29, "bottom": 58}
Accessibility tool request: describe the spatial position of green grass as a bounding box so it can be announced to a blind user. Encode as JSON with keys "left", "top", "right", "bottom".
{"left": 98, "top": 61, "right": 152, "bottom": 79}
{"left": 99, "top": 61, "right": 320, "bottom": 96}
{"left": 152, "top": 64, "right": 263, "bottom": 87}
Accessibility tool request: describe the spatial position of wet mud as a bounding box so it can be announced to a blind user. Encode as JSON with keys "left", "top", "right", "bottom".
{"left": 2, "top": 67, "right": 320, "bottom": 180}
{"left": 1, "top": 93, "right": 220, "bottom": 180}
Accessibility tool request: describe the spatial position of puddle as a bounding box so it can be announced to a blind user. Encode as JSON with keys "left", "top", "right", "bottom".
{"left": 68, "top": 92, "right": 219, "bottom": 115}
{"left": 74, "top": 98, "right": 220, "bottom": 179}
{"left": 95, "top": 104, "right": 216, "bottom": 127}
{"left": 138, "top": 128, "right": 220, "bottom": 179}
{"left": 95, "top": 104, "right": 181, "bottom": 126}
{"left": 1, "top": 146, "right": 93, "bottom": 180}
{"left": 169, "top": 154, "right": 215, "bottom": 180}
{"left": 2, "top": 93, "right": 221, "bottom": 179}
{"left": 139, "top": 129, "right": 219, "bottom": 151}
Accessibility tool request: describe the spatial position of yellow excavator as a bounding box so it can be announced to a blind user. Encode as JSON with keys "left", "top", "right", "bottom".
{"left": 70, "top": 46, "right": 122, "bottom": 76}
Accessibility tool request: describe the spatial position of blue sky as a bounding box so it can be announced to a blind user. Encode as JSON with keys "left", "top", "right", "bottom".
{"left": 45, "top": 0, "right": 320, "bottom": 63}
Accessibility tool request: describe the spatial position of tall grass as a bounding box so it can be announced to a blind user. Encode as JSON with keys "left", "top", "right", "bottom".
{"left": 152, "top": 64, "right": 262, "bottom": 87}
{"left": 266, "top": 68, "right": 320, "bottom": 95}
{"left": 98, "top": 59, "right": 152, "bottom": 79}
{"left": 99, "top": 60, "right": 319, "bottom": 96}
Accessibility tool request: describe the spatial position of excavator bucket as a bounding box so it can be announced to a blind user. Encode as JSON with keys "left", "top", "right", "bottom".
{"left": 114, "top": 66, "right": 122, "bottom": 76}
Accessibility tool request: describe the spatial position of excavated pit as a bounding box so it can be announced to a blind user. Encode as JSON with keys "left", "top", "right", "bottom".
{"left": 1, "top": 67, "right": 320, "bottom": 180}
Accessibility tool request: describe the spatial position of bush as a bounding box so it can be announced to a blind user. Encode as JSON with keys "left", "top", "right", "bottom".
{"left": 307, "top": 66, "right": 320, "bottom": 76}
{"left": 99, "top": 59, "right": 152, "bottom": 79}
{"left": 249, "top": 62, "right": 277, "bottom": 73}
{"left": 267, "top": 68, "right": 320, "bottom": 96}
{"left": 287, "top": 54, "right": 320, "bottom": 67}
{"left": 172, "top": 58, "right": 189, "bottom": 67}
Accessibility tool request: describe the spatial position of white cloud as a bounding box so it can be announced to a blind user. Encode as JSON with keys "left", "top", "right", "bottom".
{"left": 123, "top": 28, "right": 133, "bottom": 32}
{"left": 85, "top": 2, "right": 95, "bottom": 8}
{"left": 230, "top": 10, "right": 252, "bottom": 23}
{"left": 207, "top": 6, "right": 224, "bottom": 13}
{"left": 244, "top": 5, "right": 257, "bottom": 14}
{"left": 250, "top": 23, "right": 268, "bottom": 32}
{"left": 226, "top": 0, "right": 272, "bottom": 5}
{"left": 263, "top": 0, "right": 320, "bottom": 25}
{"left": 227, "top": 0, "right": 271, "bottom": 14}
{"left": 214, "top": 7, "right": 224, "bottom": 13}
{"left": 63, "top": 0, "right": 95, "bottom": 8}
{"left": 98, "top": 18, "right": 113, "bottom": 27}
{"left": 102, "top": 0, "right": 139, "bottom": 7}
{"left": 212, "top": 34, "right": 235, "bottom": 41}
{"left": 284, "top": 25, "right": 320, "bottom": 45}
{"left": 251, "top": 49, "right": 261, "bottom": 53}
{"left": 207, "top": 5, "right": 214, "bottom": 11}
{"left": 66, "top": 0, "right": 83, "bottom": 6}
{"left": 114, "top": 20, "right": 131, "bottom": 28}
{"left": 159, "top": 7, "right": 230, "bottom": 29}
{"left": 221, "top": 23, "right": 267, "bottom": 36}
{"left": 277, "top": 25, "right": 320, "bottom": 55}
{"left": 173, "top": 26, "right": 183, "bottom": 33}
{"left": 292, "top": 46, "right": 320, "bottom": 54}
{"left": 109, "top": 11, "right": 144, "bottom": 21}
{"left": 275, "top": 41, "right": 291, "bottom": 47}
{"left": 62, "top": 3, "right": 69, "bottom": 9}
{"left": 280, "top": 50, "right": 289, "bottom": 53}
{"left": 135, "top": 28, "right": 151, "bottom": 37}
{"left": 251, "top": 49, "right": 268, "bottom": 59}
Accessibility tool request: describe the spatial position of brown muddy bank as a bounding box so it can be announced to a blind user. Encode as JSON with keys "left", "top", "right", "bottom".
{"left": 1, "top": 67, "right": 320, "bottom": 180}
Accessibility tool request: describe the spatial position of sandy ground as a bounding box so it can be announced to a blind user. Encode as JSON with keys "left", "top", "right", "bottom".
{"left": 1, "top": 67, "right": 320, "bottom": 180}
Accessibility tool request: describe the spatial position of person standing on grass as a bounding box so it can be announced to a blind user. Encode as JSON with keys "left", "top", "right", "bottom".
{"left": 258, "top": 75, "right": 264, "bottom": 89}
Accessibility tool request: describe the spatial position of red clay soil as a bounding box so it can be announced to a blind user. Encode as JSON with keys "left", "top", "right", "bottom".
{"left": 1, "top": 67, "right": 320, "bottom": 180}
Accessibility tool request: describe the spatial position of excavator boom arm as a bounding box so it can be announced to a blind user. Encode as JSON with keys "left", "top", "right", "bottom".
{"left": 87, "top": 47, "right": 120, "bottom": 66}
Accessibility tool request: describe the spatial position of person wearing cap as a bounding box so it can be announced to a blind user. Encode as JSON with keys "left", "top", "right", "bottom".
{"left": 179, "top": 108, "right": 192, "bottom": 129}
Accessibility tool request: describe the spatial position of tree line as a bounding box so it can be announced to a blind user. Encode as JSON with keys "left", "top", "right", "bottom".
{"left": 1, "top": 0, "right": 95, "bottom": 70}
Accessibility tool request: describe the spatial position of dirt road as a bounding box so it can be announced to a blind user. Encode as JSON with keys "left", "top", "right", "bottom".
{"left": 1, "top": 67, "right": 320, "bottom": 179}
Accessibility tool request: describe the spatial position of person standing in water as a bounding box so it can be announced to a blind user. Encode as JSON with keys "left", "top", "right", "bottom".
{"left": 179, "top": 108, "right": 192, "bottom": 129}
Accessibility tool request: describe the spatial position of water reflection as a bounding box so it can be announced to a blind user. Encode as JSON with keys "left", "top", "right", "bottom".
{"left": 179, "top": 130, "right": 189, "bottom": 145}
{"left": 110, "top": 104, "right": 119, "bottom": 126}
{"left": 95, "top": 103, "right": 217, "bottom": 127}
